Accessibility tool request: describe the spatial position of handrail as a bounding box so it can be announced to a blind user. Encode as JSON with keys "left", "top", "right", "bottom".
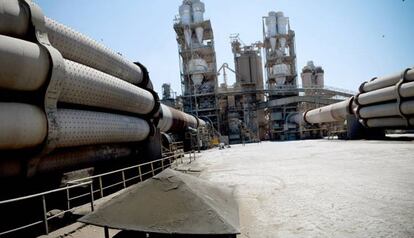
{"left": 0, "top": 181, "right": 91, "bottom": 205}
{"left": 0, "top": 150, "right": 187, "bottom": 237}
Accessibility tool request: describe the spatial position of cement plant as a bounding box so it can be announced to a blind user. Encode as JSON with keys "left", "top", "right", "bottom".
{"left": 0, "top": 0, "right": 413, "bottom": 237}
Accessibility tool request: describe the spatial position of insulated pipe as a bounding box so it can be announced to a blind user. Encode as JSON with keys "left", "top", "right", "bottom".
{"left": 0, "top": 103, "right": 47, "bottom": 150}
{"left": 0, "top": 36, "right": 156, "bottom": 115}
{"left": 357, "top": 81, "right": 414, "bottom": 105}
{"left": 0, "top": 35, "right": 49, "bottom": 91}
{"left": 0, "top": 103, "right": 150, "bottom": 150}
{"left": 360, "top": 68, "right": 414, "bottom": 93}
{"left": 358, "top": 100, "right": 414, "bottom": 119}
{"left": 61, "top": 60, "right": 155, "bottom": 115}
{"left": 366, "top": 117, "right": 414, "bottom": 128}
{"left": 0, "top": 0, "right": 148, "bottom": 87}
{"left": 158, "top": 104, "right": 203, "bottom": 133}
{"left": 303, "top": 98, "right": 352, "bottom": 124}
{"left": 56, "top": 109, "right": 150, "bottom": 148}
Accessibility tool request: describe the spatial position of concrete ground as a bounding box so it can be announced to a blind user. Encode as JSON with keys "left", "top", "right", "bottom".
{"left": 44, "top": 139, "right": 414, "bottom": 238}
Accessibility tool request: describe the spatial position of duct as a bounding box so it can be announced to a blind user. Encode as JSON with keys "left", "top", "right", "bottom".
{"left": 357, "top": 81, "right": 414, "bottom": 105}
{"left": 61, "top": 60, "right": 155, "bottom": 115}
{"left": 158, "top": 104, "right": 202, "bottom": 133}
{"left": 361, "top": 68, "right": 414, "bottom": 93}
{"left": 358, "top": 100, "right": 414, "bottom": 119}
{"left": 0, "top": 103, "right": 47, "bottom": 150}
{"left": 0, "top": 0, "right": 148, "bottom": 87}
{"left": 366, "top": 117, "right": 414, "bottom": 128}
{"left": 0, "top": 103, "right": 150, "bottom": 150}
{"left": 0, "top": 36, "right": 157, "bottom": 115}
{"left": 303, "top": 98, "right": 352, "bottom": 124}
{"left": 0, "top": 35, "right": 49, "bottom": 91}
{"left": 56, "top": 109, "right": 150, "bottom": 148}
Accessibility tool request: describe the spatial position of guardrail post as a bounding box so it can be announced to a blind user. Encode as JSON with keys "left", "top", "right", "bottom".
{"left": 161, "top": 159, "right": 164, "bottom": 170}
{"left": 138, "top": 166, "right": 143, "bottom": 182}
{"left": 121, "top": 171, "right": 126, "bottom": 189}
{"left": 89, "top": 183, "right": 95, "bottom": 212}
{"left": 66, "top": 185, "right": 70, "bottom": 211}
{"left": 41, "top": 195, "right": 49, "bottom": 235}
{"left": 150, "top": 162, "right": 155, "bottom": 176}
{"left": 99, "top": 177, "right": 104, "bottom": 198}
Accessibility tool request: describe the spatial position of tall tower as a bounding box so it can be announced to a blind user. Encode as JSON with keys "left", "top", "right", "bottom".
{"left": 262, "top": 11, "right": 298, "bottom": 140}
{"left": 174, "top": 0, "right": 219, "bottom": 130}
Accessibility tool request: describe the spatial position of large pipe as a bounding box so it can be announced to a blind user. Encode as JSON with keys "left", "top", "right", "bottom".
{"left": 0, "top": 0, "right": 147, "bottom": 87}
{"left": 0, "top": 103, "right": 47, "bottom": 150}
{"left": 357, "top": 81, "right": 414, "bottom": 105}
{"left": 366, "top": 117, "right": 414, "bottom": 128}
{"left": 0, "top": 34, "right": 49, "bottom": 91}
{"left": 158, "top": 104, "right": 205, "bottom": 133}
{"left": 56, "top": 109, "right": 150, "bottom": 148}
{"left": 0, "top": 103, "right": 150, "bottom": 150}
{"left": 0, "top": 35, "right": 156, "bottom": 115}
{"left": 359, "top": 100, "right": 414, "bottom": 119}
{"left": 303, "top": 98, "right": 352, "bottom": 124}
{"left": 360, "top": 68, "right": 414, "bottom": 93}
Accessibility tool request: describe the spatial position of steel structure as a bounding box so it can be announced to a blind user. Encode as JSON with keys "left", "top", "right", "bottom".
{"left": 173, "top": 0, "right": 220, "bottom": 130}
{"left": 262, "top": 11, "right": 299, "bottom": 140}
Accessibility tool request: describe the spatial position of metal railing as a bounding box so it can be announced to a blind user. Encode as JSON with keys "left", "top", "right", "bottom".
{"left": 0, "top": 181, "right": 93, "bottom": 236}
{"left": 0, "top": 150, "right": 186, "bottom": 237}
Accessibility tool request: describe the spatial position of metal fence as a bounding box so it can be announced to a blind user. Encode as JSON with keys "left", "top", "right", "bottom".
{"left": 0, "top": 148, "right": 186, "bottom": 237}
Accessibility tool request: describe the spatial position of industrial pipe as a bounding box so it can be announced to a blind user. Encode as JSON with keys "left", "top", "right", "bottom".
{"left": 0, "top": 103, "right": 150, "bottom": 150}
{"left": 0, "top": 35, "right": 157, "bottom": 115}
{"left": 357, "top": 81, "right": 414, "bottom": 105}
{"left": 358, "top": 100, "right": 414, "bottom": 119}
{"left": 303, "top": 98, "right": 352, "bottom": 124}
{"left": 366, "top": 117, "right": 414, "bottom": 128}
{"left": 56, "top": 109, "right": 150, "bottom": 148}
{"left": 0, "top": 103, "right": 47, "bottom": 150}
{"left": 158, "top": 104, "right": 205, "bottom": 133}
{"left": 360, "top": 68, "right": 414, "bottom": 93}
{"left": 0, "top": 35, "right": 49, "bottom": 91}
{"left": 0, "top": 0, "right": 149, "bottom": 87}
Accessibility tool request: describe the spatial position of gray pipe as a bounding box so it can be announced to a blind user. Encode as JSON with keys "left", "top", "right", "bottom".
{"left": 357, "top": 81, "right": 414, "bottom": 105}
{"left": 0, "top": 35, "right": 49, "bottom": 91}
{"left": 0, "top": 103, "right": 47, "bottom": 150}
{"left": 359, "top": 100, "right": 414, "bottom": 119}
{"left": 366, "top": 117, "right": 414, "bottom": 128}
{"left": 0, "top": 36, "right": 156, "bottom": 115}
{"left": 361, "top": 68, "right": 414, "bottom": 93}
{"left": 0, "top": 103, "right": 150, "bottom": 150}
{"left": 304, "top": 98, "right": 352, "bottom": 124}
{"left": 158, "top": 104, "right": 204, "bottom": 133}
{"left": 0, "top": 0, "right": 146, "bottom": 86}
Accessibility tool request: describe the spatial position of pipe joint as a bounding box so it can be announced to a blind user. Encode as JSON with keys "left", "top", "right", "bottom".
{"left": 395, "top": 68, "right": 412, "bottom": 127}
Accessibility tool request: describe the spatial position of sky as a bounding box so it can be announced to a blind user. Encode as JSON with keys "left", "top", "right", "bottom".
{"left": 35, "top": 0, "right": 414, "bottom": 96}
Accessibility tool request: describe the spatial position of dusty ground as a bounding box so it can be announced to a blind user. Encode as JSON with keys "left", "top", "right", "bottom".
{"left": 193, "top": 140, "right": 414, "bottom": 238}
{"left": 44, "top": 139, "right": 414, "bottom": 238}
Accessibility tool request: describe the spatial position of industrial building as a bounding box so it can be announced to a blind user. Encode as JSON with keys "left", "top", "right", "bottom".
{"left": 172, "top": 1, "right": 354, "bottom": 143}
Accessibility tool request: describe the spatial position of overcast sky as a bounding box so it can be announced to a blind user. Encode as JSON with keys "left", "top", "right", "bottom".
{"left": 35, "top": 0, "right": 414, "bottom": 96}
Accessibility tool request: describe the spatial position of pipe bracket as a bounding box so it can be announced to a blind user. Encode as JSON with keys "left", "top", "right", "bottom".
{"left": 395, "top": 68, "right": 412, "bottom": 127}
{"left": 21, "top": 0, "right": 65, "bottom": 176}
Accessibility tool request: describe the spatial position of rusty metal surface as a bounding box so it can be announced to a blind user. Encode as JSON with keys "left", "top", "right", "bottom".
{"left": 159, "top": 104, "right": 200, "bottom": 133}
{"left": 79, "top": 169, "right": 240, "bottom": 235}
